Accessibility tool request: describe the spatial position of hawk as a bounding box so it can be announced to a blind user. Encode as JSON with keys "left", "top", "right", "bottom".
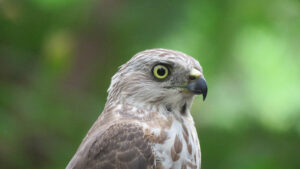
{"left": 66, "top": 49, "right": 208, "bottom": 169}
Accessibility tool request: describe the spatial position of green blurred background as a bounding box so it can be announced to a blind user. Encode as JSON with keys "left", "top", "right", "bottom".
{"left": 1, "top": 0, "right": 300, "bottom": 169}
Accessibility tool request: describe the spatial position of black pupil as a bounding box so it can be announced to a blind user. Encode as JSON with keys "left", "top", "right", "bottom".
{"left": 157, "top": 67, "right": 166, "bottom": 76}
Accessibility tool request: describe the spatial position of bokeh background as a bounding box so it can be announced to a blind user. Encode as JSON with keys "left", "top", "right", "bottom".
{"left": 1, "top": 0, "right": 300, "bottom": 169}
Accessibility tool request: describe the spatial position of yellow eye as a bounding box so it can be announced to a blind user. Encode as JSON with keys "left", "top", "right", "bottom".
{"left": 152, "top": 64, "right": 169, "bottom": 79}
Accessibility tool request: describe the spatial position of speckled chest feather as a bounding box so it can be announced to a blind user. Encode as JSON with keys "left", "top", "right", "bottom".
{"left": 114, "top": 104, "right": 201, "bottom": 169}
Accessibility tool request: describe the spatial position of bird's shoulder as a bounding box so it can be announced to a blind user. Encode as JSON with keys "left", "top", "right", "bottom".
{"left": 68, "top": 122, "right": 156, "bottom": 169}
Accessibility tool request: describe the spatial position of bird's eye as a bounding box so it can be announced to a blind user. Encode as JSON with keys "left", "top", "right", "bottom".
{"left": 152, "top": 64, "right": 169, "bottom": 79}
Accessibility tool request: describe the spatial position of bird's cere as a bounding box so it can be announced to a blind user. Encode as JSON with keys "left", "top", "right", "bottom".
{"left": 190, "top": 68, "right": 202, "bottom": 79}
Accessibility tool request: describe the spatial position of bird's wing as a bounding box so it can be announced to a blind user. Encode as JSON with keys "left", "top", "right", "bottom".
{"left": 66, "top": 122, "right": 155, "bottom": 169}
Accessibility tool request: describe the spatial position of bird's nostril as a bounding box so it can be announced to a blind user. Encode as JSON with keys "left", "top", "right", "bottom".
{"left": 189, "top": 75, "right": 196, "bottom": 81}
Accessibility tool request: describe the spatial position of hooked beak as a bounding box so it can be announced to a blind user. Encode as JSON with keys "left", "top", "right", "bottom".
{"left": 186, "top": 69, "right": 208, "bottom": 101}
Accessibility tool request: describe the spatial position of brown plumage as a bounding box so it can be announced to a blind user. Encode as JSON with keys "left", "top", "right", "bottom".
{"left": 67, "top": 49, "right": 207, "bottom": 169}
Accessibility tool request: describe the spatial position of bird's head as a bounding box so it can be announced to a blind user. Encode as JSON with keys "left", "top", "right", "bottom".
{"left": 107, "top": 49, "right": 207, "bottom": 113}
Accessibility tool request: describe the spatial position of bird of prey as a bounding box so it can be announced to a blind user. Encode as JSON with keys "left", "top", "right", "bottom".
{"left": 66, "top": 48, "right": 208, "bottom": 169}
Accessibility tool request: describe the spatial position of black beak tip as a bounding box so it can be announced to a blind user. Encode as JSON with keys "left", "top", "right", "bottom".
{"left": 202, "top": 89, "right": 207, "bottom": 101}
